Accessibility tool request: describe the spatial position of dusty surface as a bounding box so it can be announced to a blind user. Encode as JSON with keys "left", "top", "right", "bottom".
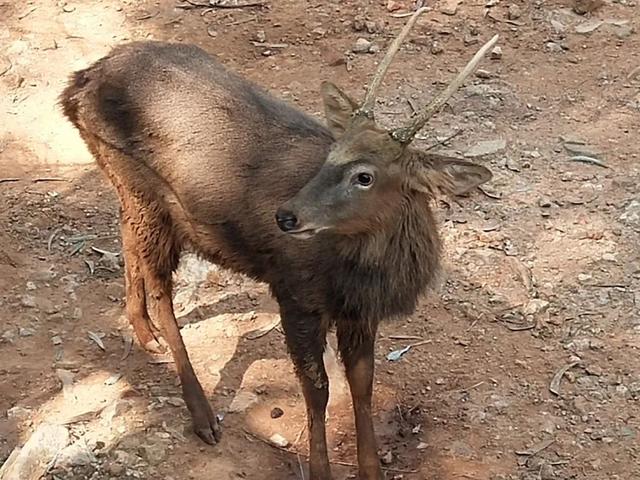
{"left": 1, "top": 0, "right": 639, "bottom": 479}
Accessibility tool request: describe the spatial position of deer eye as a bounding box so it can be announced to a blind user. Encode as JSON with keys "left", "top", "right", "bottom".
{"left": 353, "top": 172, "right": 375, "bottom": 188}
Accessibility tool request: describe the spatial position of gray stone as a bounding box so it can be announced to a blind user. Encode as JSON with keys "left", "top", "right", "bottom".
{"left": 20, "top": 295, "right": 36, "bottom": 308}
{"left": 464, "top": 139, "right": 506, "bottom": 158}
{"left": 56, "top": 439, "right": 97, "bottom": 468}
{"left": 620, "top": 200, "right": 640, "bottom": 228}
{"left": 352, "top": 38, "right": 373, "bottom": 54}
{"left": 0, "top": 423, "right": 69, "bottom": 480}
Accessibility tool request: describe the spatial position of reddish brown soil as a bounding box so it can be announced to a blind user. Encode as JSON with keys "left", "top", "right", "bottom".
{"left": 1, "top": 1, "right": 639, "bottom": 479}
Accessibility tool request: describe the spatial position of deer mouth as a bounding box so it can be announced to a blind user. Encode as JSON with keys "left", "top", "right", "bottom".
{"left": 287, "top": 227, "right": 326, "bottom": 240}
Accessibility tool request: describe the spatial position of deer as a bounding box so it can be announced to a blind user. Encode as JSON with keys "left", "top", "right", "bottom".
{"left": 60, "top": 7, "right": 497, "bottom": 480}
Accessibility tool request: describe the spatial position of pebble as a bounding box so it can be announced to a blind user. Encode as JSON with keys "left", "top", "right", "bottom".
{"left": 431, "top": 42, "right": 444, "bottom": 55}
{"left": 538, "top": 197, "right": 552, "bottom": 208}
{"left": 619, "top": 200, "right": 640, "bottom": 228}
{"left": 490, "top": 46, "right": 503, "bottom": 59}
{"left": 416, "top": 442, "right": 429, "bottom": 450}
{"left": 507, "top": 4, "right": 522, "bottom": 19}
{"left": 464, "top": 139, "right": 507, "bottom": 158}
{"left": 440, "top": 0, "right": 461, "bottom": 15}
{"left": 269, "top": 433, "right": 290, "bottom": 448}
{"left": 51, "top": 335, "right": 63, "bottom": 345}
{"left": 380, "top": 450, "right": 394, "bottom": 465}
{"left": 352, "top": 38, "right": 373, "bottom": 54}
{"left": 270, "top": 407, "right": 284, "bottom": 419}
{"left": 26, "top": 281, "right": 36, "bottom": 291}
{"left": 19, "top": 327, "right": 35, "bottom": 337}
{"left": 20, "top": 295, "right": 37, "bottom": 308}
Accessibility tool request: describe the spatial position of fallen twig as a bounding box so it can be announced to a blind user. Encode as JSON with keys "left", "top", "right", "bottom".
{"left": 425, "top": 129, "right": 464, "bottom": 151}
{"left": 32, "top": 177, "right": 67, "bottom": 183}
{"left": 47, "top": 228, "right": 61, "bottom": 251}
{"left": 515, "top": 438, "right": 555, "bottom": 456}
{"left": 0, "top": 178, "right": 20, "bottom": 184}
{"left": 549, "top": 361, "right": 579, "bottom": 395}
{"left": 569, "top": 155, "right": 608, "bottom": 168}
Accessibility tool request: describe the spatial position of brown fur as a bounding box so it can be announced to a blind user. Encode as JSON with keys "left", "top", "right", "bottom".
{"left": 60, "top": 41, "right": 491, "bottom": 480}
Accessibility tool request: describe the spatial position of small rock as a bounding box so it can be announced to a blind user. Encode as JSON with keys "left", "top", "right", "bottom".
{"left": 312, "top": 27, "right": 327, "bottom": 37}
{"left": 601, "top": 252, "right": 617, "bottom": 262}
{"left": 439, "top": 0, "right": 461, "bottom": 16}
{"left": 435, "top": 377, "right": 446, "bottom": 385}
{"left": 464, "top": 139, "right": 507, "bottom": 158}
{"left": 550, "top": 19, "right": 566, "bottom": 34}
{"left": 490, "top": 46, "right": 503, "bottom": 59}
{"left": 475, "top": 69, "right": 492, "bottom": 79}
{"left": 56, "top": 439, "right": 96, "bottom": 468}
{"left": 573, "top": 0, "right": 603, "bottom": 14}
{"left": 365, "top": 20, "right": 382, "bottom": 34}
{"left": 577, "top": 273, "right": 592, "bottom": 283}
{"left": 51, "top": 335, "right": 62, "bottom": 346}
{"left": 7, "top": 406, "right": 32, "bottom": 420}
{"left": 380, "top": 450, "right": 394, "bottom": 465}
{"left": 507, "top": 4, "right": 522, "bottom": 20}
{"left": 545, "top": 42, "right": 564, "bottom": 53}
{"left": 538, "top": 197, "right": 552, "bottom": 208}
{"left": 613, "top": 24, "right": 634, "bottom": 39}
{"left": 228, "top": 390, "right": 259, "bottom": 413}
{"left": 138, "top": 441, "right": 168, "bottom": 465}
{"left": 20, "top": 295, "right": 37, "bottom": 308}
{"left": 0, "top": 424, "right": 69, "bottom": 480}
{"left": 26, "top": 281, "right": 36, "bottom": 291}
{"left": 620, "top": 200, "right": 640, "bottom": 228}
{"left": 166, "top": 397, "right": 185, "bottom": 408}
{"left": 523, "top": 299, "right": 549, "bottom": 315}
{"left": 369, "top": 43, "right": 381, "bottom": 54}
{"left": 352, "top": 15, "right": 365, "bottom": 32}
{"left": 1, "top": 329, "right": 16, "bottom": 343}
{"left": 18, "top": 327, "right": 35, "bottom": 337}
{"left": 386, "top": 0, "right": 404, "bottom": 12}
{"left": 270, "top": 407, "right": 284, "bottom": 419}
{"left": 352, "top": 38, "right": 373, "bottom": 54}
{"left": 253, "top": 30, "right": 266, "bottom": 43}
{"left": 431, "top": 42, "right": 444, "bottom": 55}
{"left": 269, "top": 433, "right": 290, "bottom": 448}
{"left": 417, "top": 442, "right": 429, "bottom": 450}
{"left": 463, "top": 34, "right": 478, "bottom": 46}
{"left": 575, "top": 19, "right": 603, "bottom": 34}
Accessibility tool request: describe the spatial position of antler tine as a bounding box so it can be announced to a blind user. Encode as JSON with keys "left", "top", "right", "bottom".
{"left": 356, "top": 7, "right": 429, "bottom": 119}
{"left": 391, "top": 34, "right": 500, "bottom": 144}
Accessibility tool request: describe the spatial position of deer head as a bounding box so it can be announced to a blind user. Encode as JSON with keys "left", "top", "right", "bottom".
{"left": 276, "top": 9, "right": 497, "bottom": 238}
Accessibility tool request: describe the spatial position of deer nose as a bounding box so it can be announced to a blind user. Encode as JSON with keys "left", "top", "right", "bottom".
{"left": 275, "top": 209, "right": 299, "bottom": 232}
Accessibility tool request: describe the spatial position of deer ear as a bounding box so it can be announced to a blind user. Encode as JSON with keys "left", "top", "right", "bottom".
{"left": 409, "top": 151, "right": 492, "bottom": 196}
{"left": 320, "top": 81, "right": 358, "bottom": 136}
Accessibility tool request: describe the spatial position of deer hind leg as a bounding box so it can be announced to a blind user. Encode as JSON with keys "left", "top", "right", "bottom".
{"left": 120, "top": 211, "right": 164, "bottom": 353}
{"left": 128, "top": 196, "right": 221, "bottom": 445}
{"left": 337, "top": 321, "right": 383, "bottom": 480}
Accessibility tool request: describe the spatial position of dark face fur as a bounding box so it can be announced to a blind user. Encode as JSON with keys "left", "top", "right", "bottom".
{"left": 276, "top": 82, "right": 492, "bottom": 239}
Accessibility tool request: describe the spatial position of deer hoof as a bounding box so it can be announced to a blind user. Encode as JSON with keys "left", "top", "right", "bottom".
{"left": 193, "top": 410, "right": 222, "bottom": 445}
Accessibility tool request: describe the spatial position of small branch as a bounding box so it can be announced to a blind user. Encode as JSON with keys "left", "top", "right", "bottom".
{"left": 425, "top": 129, "right": 464, "bottom": 151}
{"left": 0, "top": 178, "right": 20, "bottom": 184}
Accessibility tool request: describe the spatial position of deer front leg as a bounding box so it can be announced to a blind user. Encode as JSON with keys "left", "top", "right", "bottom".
{"left": 280, "top": 307, "right": 332, "bottom": 480}
{"left": 338, "top": 322, "right": 383, "bottom": 480}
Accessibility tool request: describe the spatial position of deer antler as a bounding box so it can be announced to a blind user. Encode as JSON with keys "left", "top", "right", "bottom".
{"left": 391, "top": 34, "right": 500, "bottom": 144}
{"left": 355, "top": 7, "right": 429, "bottom": 119}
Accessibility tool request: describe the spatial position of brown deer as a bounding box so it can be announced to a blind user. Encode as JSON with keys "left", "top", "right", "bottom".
{"left": 60, "top": 8, "right": 497, "bottom": 479}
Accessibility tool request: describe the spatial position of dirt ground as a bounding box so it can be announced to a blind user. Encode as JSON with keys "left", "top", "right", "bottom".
{"left": 1, "top": 0, "right": 639, "bottom": 479}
